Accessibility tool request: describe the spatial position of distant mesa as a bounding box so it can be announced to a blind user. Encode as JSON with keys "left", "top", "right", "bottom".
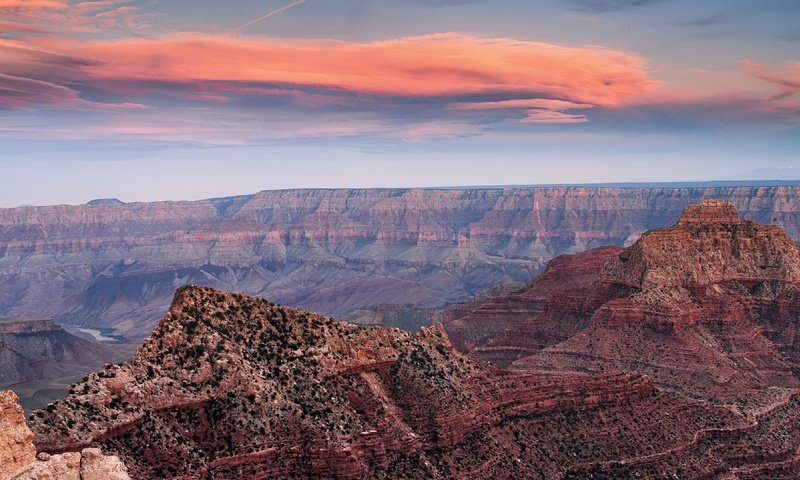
{"left": 0, "top": 317, "right": 60, "bottom": 334}
{"left": 86, "top": 198, "right": 125, "bottom": 206}
{"left": 4, "top": 186, "right": 800, "bottom": 342}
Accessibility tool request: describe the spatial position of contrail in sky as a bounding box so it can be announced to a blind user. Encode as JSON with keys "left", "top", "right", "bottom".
{"left": 230, "top": 0, "right": 306, "bottom": 33}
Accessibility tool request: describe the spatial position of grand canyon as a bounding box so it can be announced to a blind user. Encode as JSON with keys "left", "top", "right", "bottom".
{"left": 3, "top": 185, "right": 800, "bottom": 341}
{"left": 4, "top": 1, "right": 798, "bottom": 477}
{"left": 1, "top": 198, "right": 800, "bottom": 478}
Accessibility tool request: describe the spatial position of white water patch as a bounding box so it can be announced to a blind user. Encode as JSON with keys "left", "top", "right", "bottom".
{"left": 77, "top": 328, "right": 117, "bottom": 342}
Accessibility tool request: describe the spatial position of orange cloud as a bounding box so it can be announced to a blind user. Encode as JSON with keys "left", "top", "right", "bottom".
{"left": 0, "top": 0, "right": 150, "bottom": 34}
{"left": 55, "top": 32, "right": 654, "bottom": 107}
{"left": 0, "top": 0, "right": 64, "bottom": 8}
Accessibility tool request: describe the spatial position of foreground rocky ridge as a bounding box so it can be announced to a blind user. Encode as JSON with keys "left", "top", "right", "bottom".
{"left": 4, "top": 186, "right": 800, "bottom": 338}
{"left": 28, "top": 286, "right": 800, "bottom": 478}
{"left": 445, "top": 199, "right": 800, "bottom": 400}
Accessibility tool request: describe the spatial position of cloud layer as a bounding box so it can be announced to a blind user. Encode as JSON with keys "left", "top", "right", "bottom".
{"left": 0, "top": 1, "right": 796, "bottom": 145}
{"left": 0, "top": 27, "right": 661, "bottom": 140}
{"left": 62, "top": 33, "right": 653, "bottom": 105}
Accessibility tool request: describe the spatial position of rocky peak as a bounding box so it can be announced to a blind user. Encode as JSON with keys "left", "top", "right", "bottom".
{"left": 676, "top": 198, "right": 740, "bottom": 226}
{"left": 29, "top": 286, "right": 686, "bottom": 479}
{"left": 603, "top": 199, "right": 800, "bottom": 290}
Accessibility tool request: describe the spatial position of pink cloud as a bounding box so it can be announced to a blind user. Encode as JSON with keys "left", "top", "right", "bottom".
{"left": 52, "top": 33, "right": 654, "bottom": 106}
{"left": 452, "top": 98, "right": 594, "bottom": 124}
{"left": 0, "top": 0, "right": 64, "bottom": 8}
{"left": 452, "top": 99, "right": 596, "bottom": 111}
{"left": 0, "top": 72, "right": 78, "bottom": 108}
{"left": 742, "top": 60, "right": 800, "bottom": 93}
{"left": 0, "top": 20, "right": 48, "bottom": 32}
{"left": 521, "top": 110, "right": 589, "bottom": 124}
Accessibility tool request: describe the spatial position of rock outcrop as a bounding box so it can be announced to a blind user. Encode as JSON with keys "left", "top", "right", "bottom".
{"left": 445, "top": 199, "right": 800, "bottom": 399}
{"left": 3, "top": 186, "right": 800, "bottom": 341}
{"left": 28, "top": 285, "right": 800, "bottom": 478}
{"left": 0, "top": 390, "right": 36, "bottom": 478}
{"left": 1, "top": 390, "right": 130, "bottom": 480}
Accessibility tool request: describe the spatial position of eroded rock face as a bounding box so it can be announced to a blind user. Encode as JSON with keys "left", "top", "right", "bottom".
{"left": 602, "top": 198, "right": 800, "bottom": 290}
{"left": 28, "top": 285, "right": 800, "bottom": 479}
{"left": 445, "top": 199, "right": 800, "bottom": 399}
{"left": 3, "top": 186, "right": 800, "bottom": 339}
{"left": 0, "top": 390, "right": 36, "bottom": 478}
{"left": 677, "top": 198, "right": 741, "bottom": 225}
{"left": 0, "top": 390, "right": 130, "bottom": 480}
{"left": 9, "top": 448, "right": 131, "bottom": 480}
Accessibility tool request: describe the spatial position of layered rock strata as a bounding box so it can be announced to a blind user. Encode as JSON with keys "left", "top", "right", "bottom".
{"left": 3, "top": 186, "right": 800, "bottom": 339}
{"left": 445, "top": 200, "right": 800, "bottom": 399}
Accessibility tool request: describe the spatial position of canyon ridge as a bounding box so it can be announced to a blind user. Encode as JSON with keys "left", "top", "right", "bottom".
{"left": 3, "top": 185, "right": 800, "bottom": 340}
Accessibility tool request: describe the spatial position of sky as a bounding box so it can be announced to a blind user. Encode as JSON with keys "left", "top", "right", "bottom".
{"left": 0, "top": 0, "right": 798, "bottom": 206}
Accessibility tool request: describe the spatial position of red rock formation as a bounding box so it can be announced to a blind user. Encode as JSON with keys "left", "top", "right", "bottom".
{"left": 27, "top": 286, "right": 800, "bottom": 478}
{"left": 3, "top": 186, "right": 800, "bottom": 341}
{"left": 445, "top": 199, "right": 800, "bottom": 400}
{"left": 440, "top": 246, "right": 624, "bottom": 374}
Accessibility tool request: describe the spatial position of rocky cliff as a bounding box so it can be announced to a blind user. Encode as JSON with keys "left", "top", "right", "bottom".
{"left": 445, "top": 199, "right": 800, "bottom": 400}
{"left": 0, "top": 390, "right": 36, "bottom": 478}
{"left": 28, "top": 285, "right": 800, "bottom": 479}
{"left": 1, "top": 390, "right": 130, "bottom": 479}
{"left": 3, "top": 186, "right": 800, "bottom": 339}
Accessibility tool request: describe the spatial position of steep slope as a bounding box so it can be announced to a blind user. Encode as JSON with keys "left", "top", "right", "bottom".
{"left": 444, "top": 246, "right": 621, "bottom": 359}
{"left": 3, "top": 186, "right": 800, "bottom": 339}
{"left": 29, "top": 286, "right": 800, "bottom": 479}
{"left": 0, "top": 318, "right": 128, "bottom": 386}
{"left": 445, "top": 199, "right": 800, "bottom": 399}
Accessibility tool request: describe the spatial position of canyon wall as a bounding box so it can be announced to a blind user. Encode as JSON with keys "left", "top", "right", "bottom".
{"left": 2, "top": 186, "right": 800, "bottom": 338}
{"left": 444, "top": 200, "right": 800, "bottom": 400}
